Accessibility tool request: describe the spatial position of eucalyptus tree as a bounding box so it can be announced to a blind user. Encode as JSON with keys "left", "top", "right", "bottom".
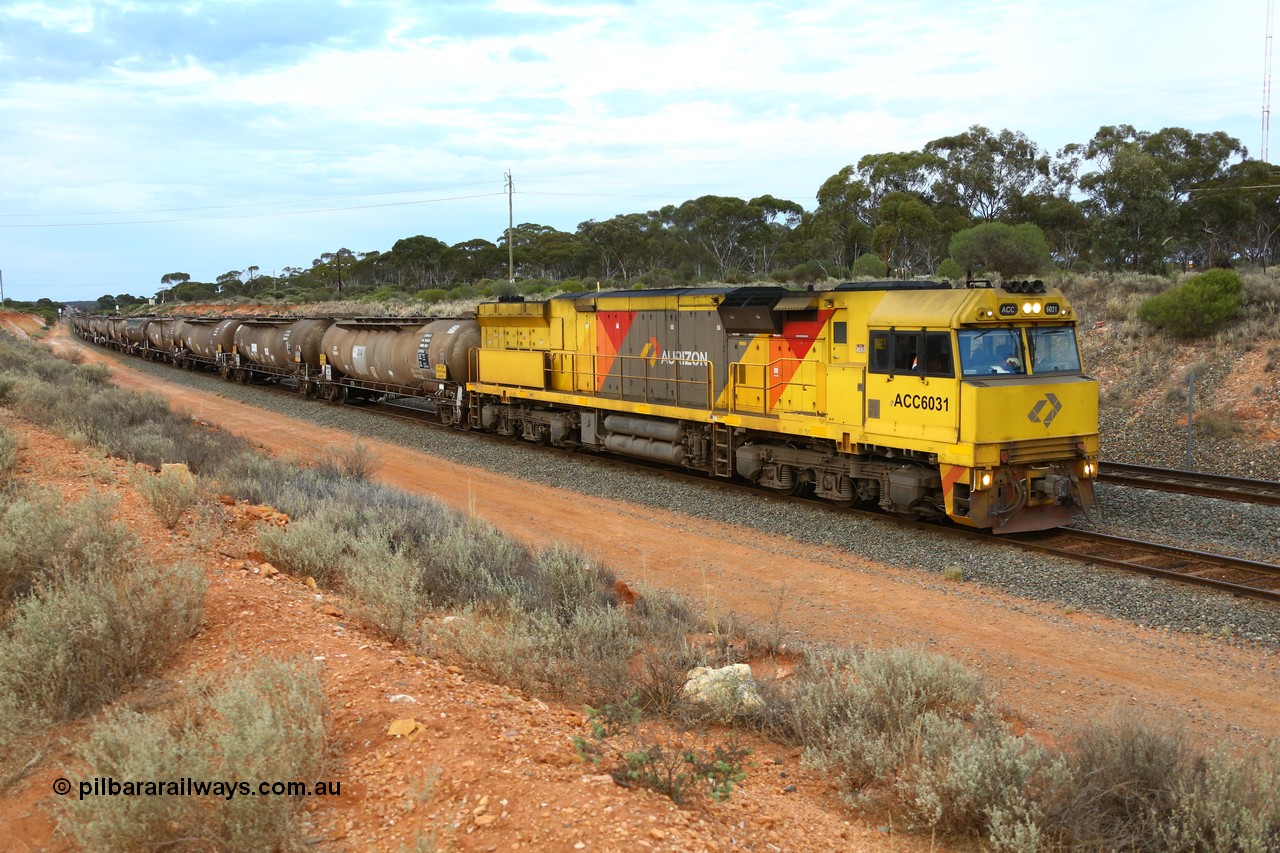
{"left": 924, "top": 125, "right": 1049, "bottom": 222}
{"left": 811, "top": 165, "right": 873, "bottom": 271}
{"left": 444, "top": 239, "right": 504, "bottom": 283}
{"left": 748, "top": 194, "right": 804, "bottom": 274}
{"left": 1073, "top": 125, "right": 1246, "bottom": 270}
{"left": 871, "top": 192, "right": 947, "bottom": 276}
{"left": 388, "top": 235, "right": 449, "bottom": 288}
{"left": 501, "top": 223, "right": 592, "bottom": 280}
{"left": 580, "top": 213, "right": 650, "bottom": 282}
{"left": 667, "top": 195, "right": 765, "bottom": 278}
{"left": 1188, "top": 158, "right": 1280, "bottom": 268}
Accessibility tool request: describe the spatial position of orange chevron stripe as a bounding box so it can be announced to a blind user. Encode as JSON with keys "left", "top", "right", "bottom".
{"left": 766, "top": 309, "right": 835, "bottom": 410}
{"left": 594, "top": 311, "right": 636, "bottom": 391}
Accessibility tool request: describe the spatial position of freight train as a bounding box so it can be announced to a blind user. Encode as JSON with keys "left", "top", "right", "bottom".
{"left": 71, "top": 279, "right": 1100, "bottom": 534}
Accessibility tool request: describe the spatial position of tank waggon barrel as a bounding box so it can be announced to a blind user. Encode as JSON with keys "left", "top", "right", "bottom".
{"left": 320, "top": 318, "right": 479, "bottom": 393}
{"left": 233, "top": 319, "right": 296, "bottom": 371}
{"left": 145, "top": 318, "right": 178, "bottom": 353}
{"left": 122, "top": 318, "right": 153, "bottom": 347}
{"left": 183, "top": 318, "right": 243, "bottom": 360}
{"left": 106, "top": 318, "right": 128, "bottom": 347}
{"left": 284, "top": 318, "right": 334, "bottom": 369}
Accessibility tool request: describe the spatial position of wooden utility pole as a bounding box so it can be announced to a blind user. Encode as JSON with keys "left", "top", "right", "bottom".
{"left": 506, "top": 170, "right": 515, "bottom": 283}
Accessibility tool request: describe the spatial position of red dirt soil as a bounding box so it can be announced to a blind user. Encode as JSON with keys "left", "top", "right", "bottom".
{"left": 1, "top": 322, "right": 1278, "bottom": 852}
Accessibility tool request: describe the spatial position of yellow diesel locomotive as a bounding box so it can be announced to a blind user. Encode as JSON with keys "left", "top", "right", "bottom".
{"left": 468, "top": 280, "right": 1099, "bottom": 533}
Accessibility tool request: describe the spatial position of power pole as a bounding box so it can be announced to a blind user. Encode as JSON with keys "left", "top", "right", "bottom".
{"left": 1266, "top": 0, "right": 1275, "bottom": 162}
{"left": 506, "top": 170, "right": 515, "bottom": 283}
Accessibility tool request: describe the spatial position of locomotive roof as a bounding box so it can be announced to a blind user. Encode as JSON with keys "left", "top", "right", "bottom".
{"left": 834, "top": 280, "right": 953, "bottom": 292}
{"left": 553, "top": 285, "right": 789, "bottom": 301}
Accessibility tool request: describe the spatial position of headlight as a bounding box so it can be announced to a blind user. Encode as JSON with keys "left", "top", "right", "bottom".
{"left": 972, "top": 469, "right": 993, "bottom": 490}
{"left": 1080, "top": 461, "right": 1096, "bottom": 478}
{"left": 1022, "top": 301, "right": 1032, "bottom": 314}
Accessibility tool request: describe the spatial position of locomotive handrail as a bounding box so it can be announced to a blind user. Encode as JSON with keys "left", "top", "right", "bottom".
{"left": 727, "top": 357, "right": 819, "bottom": 415}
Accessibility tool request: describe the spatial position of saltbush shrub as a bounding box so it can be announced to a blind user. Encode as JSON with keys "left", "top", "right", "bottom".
{"left": 135, "top": 464, "right": 201, "bottom": 529}
{"left": 63, "top": 658, "right": 326, "bottom": 852}
{"left": 0, "top": 559, "right": 205, "bottom": 740}
{"left": 0, "top": 490, "right": 136, "bottom": 609}
{"left": 0, "top": 425, "right": 18, "bottom": 481}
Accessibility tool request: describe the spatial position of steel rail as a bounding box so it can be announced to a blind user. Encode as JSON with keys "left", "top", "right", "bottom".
{"left": 1099, "top": 461, "right": 1280, "bottom": 506}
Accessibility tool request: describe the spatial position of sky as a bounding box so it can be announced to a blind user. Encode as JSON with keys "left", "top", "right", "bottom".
{"left": 0, "top": 0, "right": 1268, "bottom": 304}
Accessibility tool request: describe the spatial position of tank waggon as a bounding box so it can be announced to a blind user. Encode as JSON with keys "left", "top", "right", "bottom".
{"left": 144, "top": 318, "right": 178, "bottom": 359}
{"left": 317, "top": 318, "right": 479, "bottom": 407}
{"left": 179, "top": 317, "right": 244, "bottom": 366}
{"left": 232, "top": 319, "right": 295, "bottom": 370}
{"left": 467, "top": 280, "right": 1100, "bottom": 534}
{"left": 106, "top": 318, "right": 129, "bottom": 349}
{"left": 283, "top": 318, "right": 334, "bottom": 368}
{"left": 122, "top": 318, "right": 152, "bottom": 349}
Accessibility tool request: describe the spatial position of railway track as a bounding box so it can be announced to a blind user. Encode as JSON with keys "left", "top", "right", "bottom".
{"left": 90, "top": 344, "right": 1280, "bottom": 606}
{"left": 1004, "top": 528, "right": 1280, "bottom": 604}
{"left": 1099, "top": 461, "right": 1280, "bottom": 506}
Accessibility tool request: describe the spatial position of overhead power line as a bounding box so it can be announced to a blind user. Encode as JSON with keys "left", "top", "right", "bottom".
{"left": 0, "top": 181, "right": 502, "bottom": 219}
{"left": 0, "top": 192, "right": 506, "bottom": 229}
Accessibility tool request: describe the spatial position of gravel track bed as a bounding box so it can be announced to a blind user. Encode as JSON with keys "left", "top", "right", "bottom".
{"left": 129, "top": 359, "right": 1280, "bottom": 647}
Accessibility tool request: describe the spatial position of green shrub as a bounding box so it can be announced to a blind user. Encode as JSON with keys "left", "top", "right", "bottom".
{"left": 256, "top": 515, "right": 351, "bottom": 586}
{"left": 314, "top": 440, "right": 382, "bottom": 481}
{"left": 949, "top": 222, "right": 1051, "bottom": 278}
{"left": 850, "top": 253, "right": 889, "bottom": 278}
{"left": 788, "top": 261, "right": 827, "bottom": 283}
{"left": 935, "top": 258, "right": 964, "bottom": 282}
{"left": 573, "top": 695, "right": 750, "bottom": 804}
{"left": 0, "top": 560, "right": 205, "bottom": 740}
{"left": 1194, "top": 407, "right": 1242, "bottom": 438}
{"left": 1157, "top": 745, "right": 1280, "bottom": 851}
{"left": 1137, "top": 269, "right": 1244, "bottom": 338}
{"left": 342, "top": 536, "right": 426, "bottom": 643}
{"left": 63, "top": 658, "right": 327, "bottom": 853}
{"left": 897, "top": 705, "right": 1047, "bottom": 843}
{"left": 441, "top": 602, "right": 636, "bottom": 704}
{"left": 414, "top": 288, "right": 448, "bottom": 304}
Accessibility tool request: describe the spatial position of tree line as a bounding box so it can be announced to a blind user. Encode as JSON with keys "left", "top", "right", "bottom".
{"left": 83, "top": 123, "right": 1280, "bottom": 309}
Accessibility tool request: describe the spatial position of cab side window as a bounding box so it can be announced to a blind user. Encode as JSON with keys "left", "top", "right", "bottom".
{"left": 922, "top": 332, "right": 954, "bottom": 377}
{"left": 869, "top": 331, "right": 892, "bottom": 372}
{"left": 869, "top": 331, "right": 933, "bottom": 374}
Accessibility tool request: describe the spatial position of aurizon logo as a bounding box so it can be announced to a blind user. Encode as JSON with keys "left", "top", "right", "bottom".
{"left": 639, "top": 337, "right": 661, "bottom": 366}
{"left": 1027, "top": 393, "right": 1062, "bottom": 428}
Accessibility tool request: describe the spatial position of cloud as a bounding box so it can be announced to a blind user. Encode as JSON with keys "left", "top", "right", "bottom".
{"left": 0, "top": 0, "right": 1266, "bottom": 301}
